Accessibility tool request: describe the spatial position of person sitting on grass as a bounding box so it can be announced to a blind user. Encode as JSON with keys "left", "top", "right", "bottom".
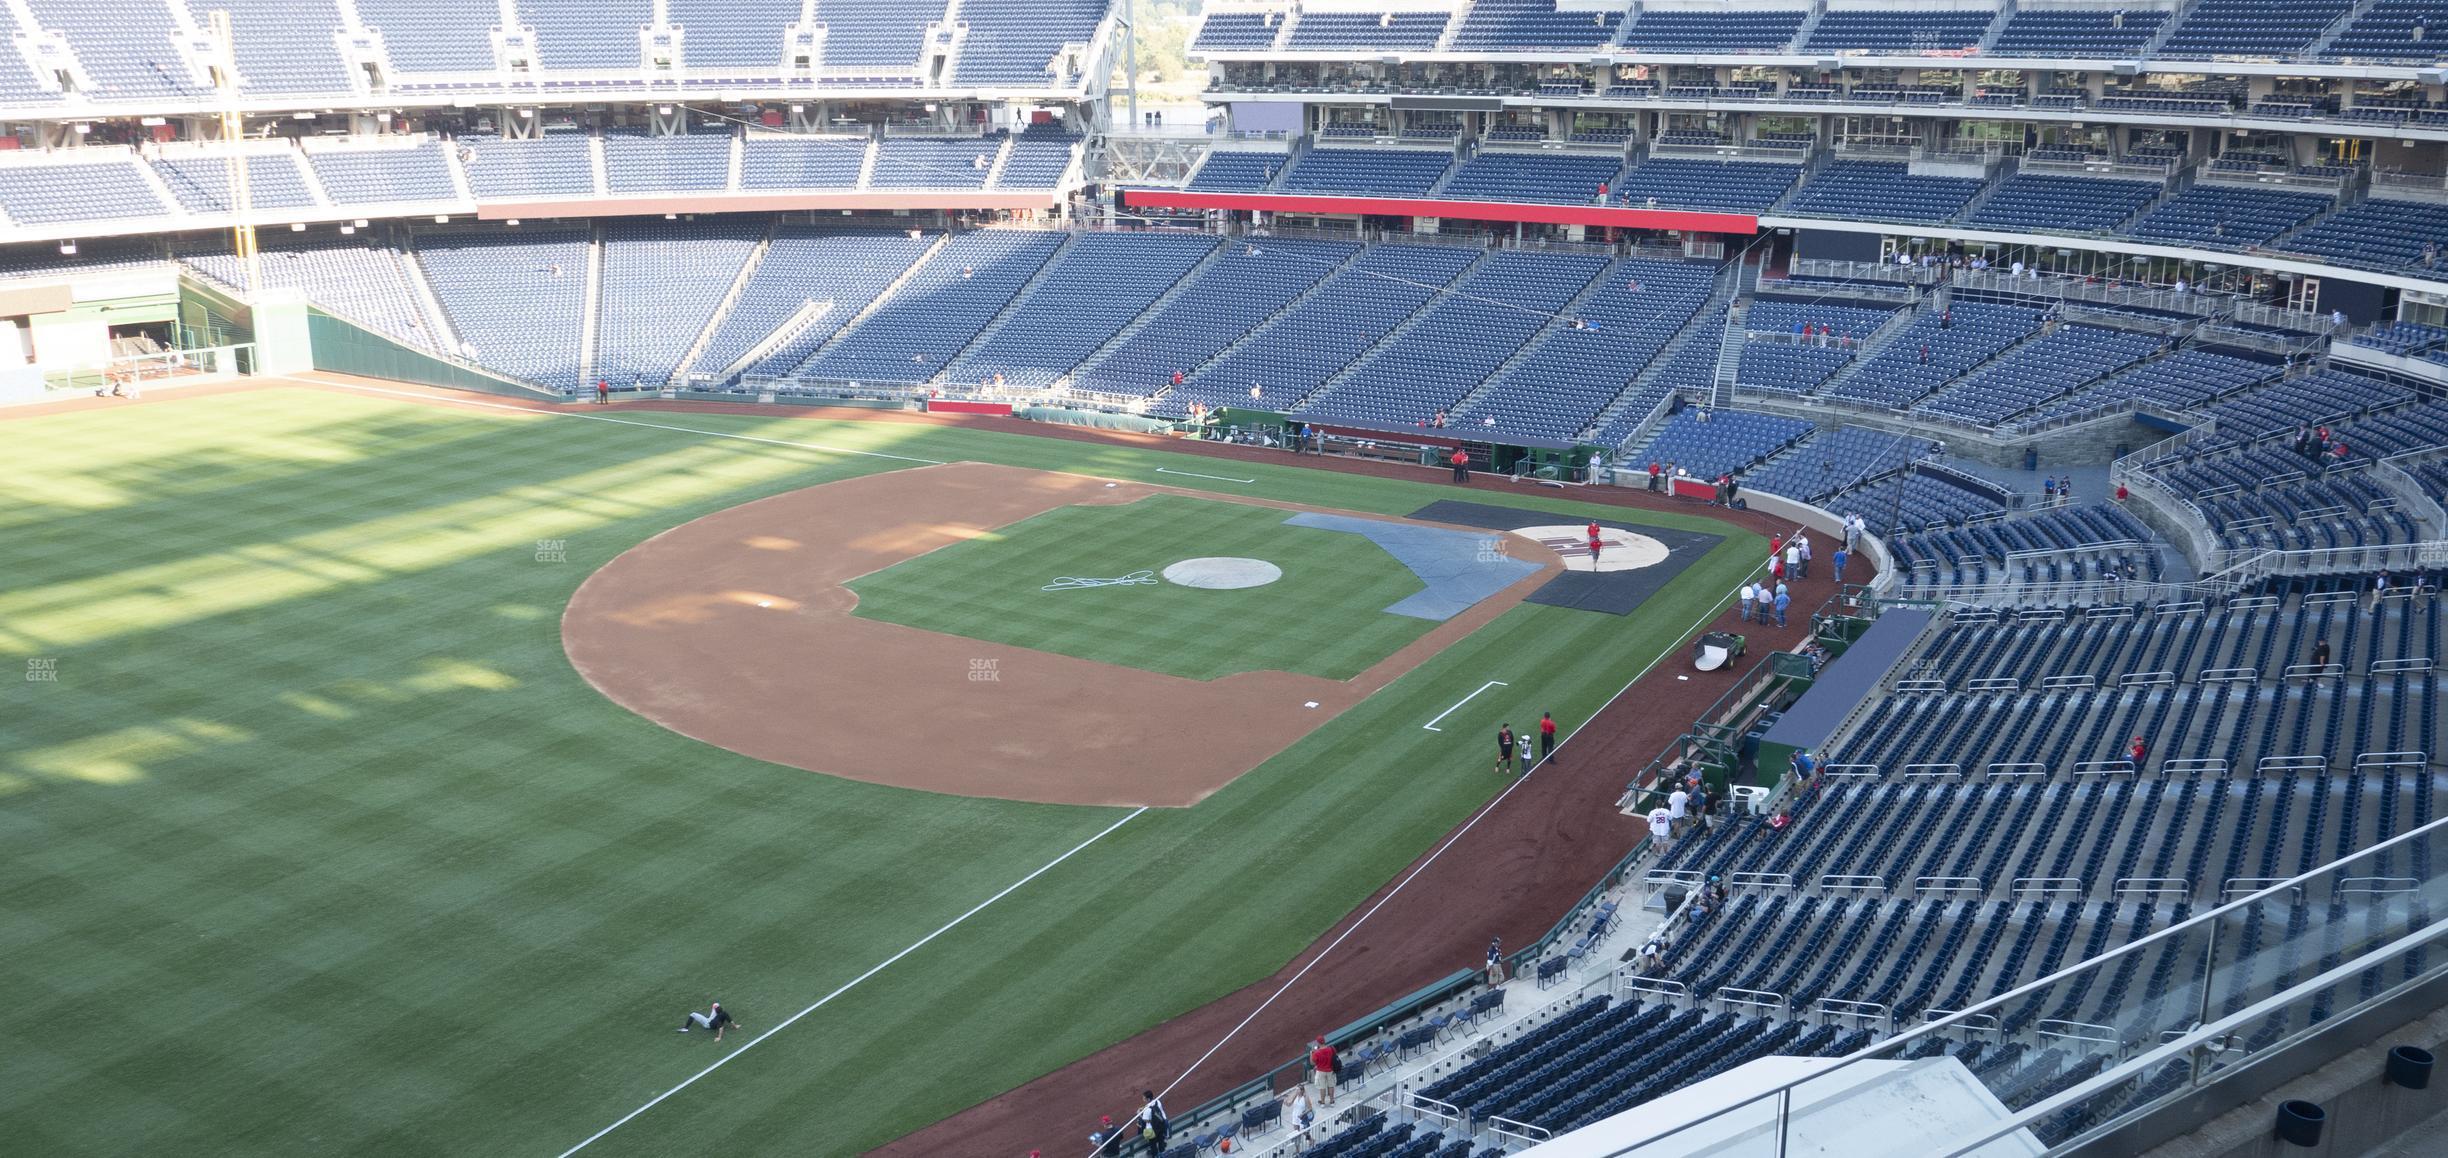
{"left": 677, "top": 1000, "right": 739, "bottom": 1041}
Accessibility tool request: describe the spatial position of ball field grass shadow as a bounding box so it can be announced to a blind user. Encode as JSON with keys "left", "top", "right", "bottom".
{"left": 846, "top": 493, "right": 1441, "bottom": 681}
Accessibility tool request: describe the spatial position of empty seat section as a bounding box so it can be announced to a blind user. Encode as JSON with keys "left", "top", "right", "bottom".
{"left": 796, "top": 229, "right": 1067, "bottom": 383}
{"left": 2326, "top": 0, "right": 2448, "bottom": 58}
{"left": 1455, "top": 260, "right": 1721, "bottom": 442}
{"left": 1786, "top": 161, "right": 1984, "bottom": 223}
{"left": 354, "top": 0, "right": 503, "bottom": 72}
{"left": 812, "top": 0, "right": 936, "bottom": 74}
{"left": 668, "top": 0, "right": 802, "bottom": 70}
{"left": 1185, "top": 151, "right": 1287, "bottom": 192}
{"left": 150, "top": 153, "right": 318, "bottom": 212}
{"left": 2128, "top": 184, "right": 2334, "bottom": 247}
{"left": 2281, "top": 198, "right": 2448, "bottom": 273}
{"left": 181, "top": 0, "right": 354, "bottom": 95}
{"left": 1451, "top": 0, "right": 1623, "bottom": 49}
{"left": 1073, "top": 238, "right": 1361, "bottom": 400}
{"left": 996, "top": 124, "right": 1081, "bottom": 189}
{"left": 1826, "top": 304, "right": 2044, "bottom": 409}
{"left": 871, "top": 135, "right": 998, "bottom": 188}
{"left": 1919, "top": 326, "right": 2165, "bottom": 427}
{"left": 1173, "top": 243, "right": 1481, "bottom": 413}
{"left": 1278, "top": 147, "right": 1453, "bottom": 196}
{"left": 690, "top": 228, "right": 938, "bottom": 379}
{"left": 739, "top": 135, "right": 867, "bottom": 190}
{"left": 460, "top": 134, "right": 598, "bottom": 198}
{"left": 1805, "top": 9, "right": 1996, "bottom": 52}
{"left": 185, "top": 239, "right": 439, "bottom": 349}
{"left": 1303, "top": 250, "right": 1609, "bottom": 430}
{"left": 514, "top": 0, "right": 650, "bottom": 70}
{"left": 0, "top": 159, "right": 170, "bottom": 224}
{"left": 947, "top": 232, "right": 1217, "bottom": 388}
{"left": 1631, "top": 408, "right": 1817, "bottom": 479}
{"left": 952, "top": 0, "right": 1109, "bottom": 87}
{"left": 1286, "top": 11, "right": 1451, "bottom": 49}
{"left": 22, "top": 0, "right": 211, "bottom": 101}
{"left": 1987, "top": 11, "right": 2164, "bottom": 56}
{"left": 603, "top": 131, "right": 733, "bottom": 192}
{"left": 1192, "top": 12, "right": 1280, "bottom": 50}
{"left": 1967, "top": 174, "right": 2160, "bottom": 233}
{"left": 1621, "top": 10, "right": 1803, "bottom": 50}
{"left": 1438, "top": 151, "right": 1623, "bottom": 205}
{"left": 1612, "top": 158, "right": 1801, "bottom": 213}
{"left": 415, "top": 228, "right": 593, "bottom": 389}
{"left": 594, "top": 220, "right": 762, "bottom": 387}
{"left": 2159, "top": 0, "right": 2355, "bottom": 56}
{"left": 307, "top": 142, "right": 458, "bottom": 203}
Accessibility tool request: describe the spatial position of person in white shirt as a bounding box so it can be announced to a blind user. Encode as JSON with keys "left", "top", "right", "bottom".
{"left": 1284, "top": 1086, "right": 1316, "bottom": 1152}
{"left": 1647, "top": 806, "right": 1674, "bottom": 853}
{"left": 1668, "top": 786, "right": 1690, "bottom": 833}
{"left": 1738, "top": 583, "right": 1757, "bottom": 622}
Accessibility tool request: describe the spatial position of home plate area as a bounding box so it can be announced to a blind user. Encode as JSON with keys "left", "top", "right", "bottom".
{"left": 1511, "top": 525, "right": 1671, "bottom": 572}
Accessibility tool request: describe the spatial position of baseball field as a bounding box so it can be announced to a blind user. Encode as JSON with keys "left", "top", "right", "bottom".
{"left": 0, "top": 382, "right": 1763, "bottom": 1156}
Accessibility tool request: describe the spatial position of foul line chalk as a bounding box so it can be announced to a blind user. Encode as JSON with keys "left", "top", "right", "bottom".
{"left": 1155, "top": 466, "right": 1257, "bottom": 485}
{"left": 1422, "top": 680, "right": 1509, "bottom": 732}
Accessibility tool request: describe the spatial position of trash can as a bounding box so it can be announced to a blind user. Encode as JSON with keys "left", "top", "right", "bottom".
{"left": 2274, "top": 1099, "right": 2325, "bottom": 1147}
{"left": 2387, "top": 1044, "right": 2435, "bottom": 1089}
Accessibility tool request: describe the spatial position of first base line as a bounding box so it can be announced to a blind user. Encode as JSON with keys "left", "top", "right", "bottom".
{"left": 1155, "top": 466, "right": 1257, "bottom": 484}
{"left": 1421, "top": 680, "right": 1509, "bottom": 732}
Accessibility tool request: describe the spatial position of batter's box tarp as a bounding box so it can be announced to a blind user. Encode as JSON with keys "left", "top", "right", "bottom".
{"left": 1404, "top": 500, "right": 1724, "bottom": 616}
{"left": 1283, "top": 512, "right": 1542, "bottom": 621}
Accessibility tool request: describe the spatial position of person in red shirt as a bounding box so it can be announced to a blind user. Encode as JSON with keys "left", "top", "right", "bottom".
{"left": 1538, "top": 711, "right": 1560, "bottom": 766}
{"left": 1647, "top": 461, "right": 1662, "bottom": 492}
{"left": 1171, "top": 369, "right": 1184, "bottom": 387}
{"left": 1310, "top": 1036, "right": 1340, "bottom": 1105}
{"left": 1450, "top": 447, "right": 1470, "bottom": 483}
{"left": 596, "top": 378, "right": 609, "bottom": 404}
{"left": 2129, "top": 736, "right": 2147, "bottom": 766}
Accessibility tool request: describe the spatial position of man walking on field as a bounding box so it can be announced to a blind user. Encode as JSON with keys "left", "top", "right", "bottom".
{"left": 1496, "top": 723, "right": 1517, "bottom": 776}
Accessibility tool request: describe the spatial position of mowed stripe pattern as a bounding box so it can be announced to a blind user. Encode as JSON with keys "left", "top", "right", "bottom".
{"left": 0, "top": 388, "right": 1762, "bottom": 1156}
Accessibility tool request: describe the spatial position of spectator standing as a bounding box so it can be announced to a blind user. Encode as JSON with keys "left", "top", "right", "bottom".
{"left": 1796, "top": 535, "right": 1812, "bottom": 579}
{"left": 2313, "top": 638, "right": 2331, "bottom": 668}
{"left": 2372, "top": 569, "right": 2392, "bottom": 610}
{"left": 1738, "top": 582, "right": 1757, "bottom": 622}
{"left": 1139, "top": 1091, "right": 1169, "bottom": 1153}
{"left": 1539, "top": 712, "right": 1560, "bottom": 766}
{"left": 1647, "top": 805, "right": 1674, "bottom": 855}
{"left": 1782, "top": 540, "right": 1800, "bottom": 581}
{"left": 596, "top": 378, "right": 610, "bottom": 404}
{"left": 1091, "top": 1117, "right": 1125, "bottom": 1158}
{"left": 1283, "top": 1085, "right": 1315, "bottom": 1152}
{"left": 1450, "top": 447, "right": 1470, "bottom": 483}
{"left": 1668, "top": 784, "right": 1690, "bottom": 834}
{"left": 1832, "top": 545, "right": 1850, "bottom": 582}
{"left": 1773, "top": 585, "right": 1791, "bottom": 628}
{"left": 1486, "top": 937, "right": 1507, "bottom": 986}
{"left": 1754, "top": 584, "right": 1776, "bottom": 622}
{"left": 1309, "top": 1037, "right": 1339, "bottom": 1106}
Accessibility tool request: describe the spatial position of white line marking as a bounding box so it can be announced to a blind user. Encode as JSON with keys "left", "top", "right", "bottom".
{"left": 557, "top": 806, "right": 1148, "bottom": 1157}
{"left": 1155, "top": 466, "right": 1257, "bottom": 484}
{"left": 1148, "top": 582, "right": 1744, "bottom": 1118}
{"left": 1421, "top": 679, "right": 1509, "bottom": 732}
{"left": 315, "top": 380, "right": 949, "bottom": 465}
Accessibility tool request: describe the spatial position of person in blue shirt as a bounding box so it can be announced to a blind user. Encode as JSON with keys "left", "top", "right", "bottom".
{"left": 1773, "top": 586, "right": 1791, "bottom": 628}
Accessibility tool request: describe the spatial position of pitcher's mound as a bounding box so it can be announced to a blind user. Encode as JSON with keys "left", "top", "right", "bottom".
{"left": 1163, "top": 557, "right": 1283, "bottom": 589}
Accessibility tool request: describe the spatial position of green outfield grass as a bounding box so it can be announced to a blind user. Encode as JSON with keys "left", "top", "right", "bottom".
{"left": 849, "top": 493, "right": 1439, "bottom": 680}
{"left": 0, "top": 385, "right": 1762, "bottom": 1157}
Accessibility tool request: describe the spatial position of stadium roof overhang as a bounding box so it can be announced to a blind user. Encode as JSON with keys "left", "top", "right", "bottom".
{"left": 475, "top": 190, "right": 1064, "bottom": 220}
{"left": 1119, "top": 189, "right": 1758, "bottom": 234}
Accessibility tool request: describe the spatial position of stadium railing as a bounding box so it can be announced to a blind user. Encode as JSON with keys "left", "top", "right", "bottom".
{"left": 1563, "top": 809, "right": 2448, "bottom": 1156}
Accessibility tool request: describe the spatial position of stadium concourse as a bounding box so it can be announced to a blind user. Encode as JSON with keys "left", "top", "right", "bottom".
{"left": 5, "top": 0, "right": 2448, "bottom": 1155}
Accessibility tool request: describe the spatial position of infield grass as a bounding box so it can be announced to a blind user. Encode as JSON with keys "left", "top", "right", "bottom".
{"left": 849, "top": 493, "right": 1440, "bottom": 680}
{"left": 0, "top": 384, "right": 1763, "bottom": 1157}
